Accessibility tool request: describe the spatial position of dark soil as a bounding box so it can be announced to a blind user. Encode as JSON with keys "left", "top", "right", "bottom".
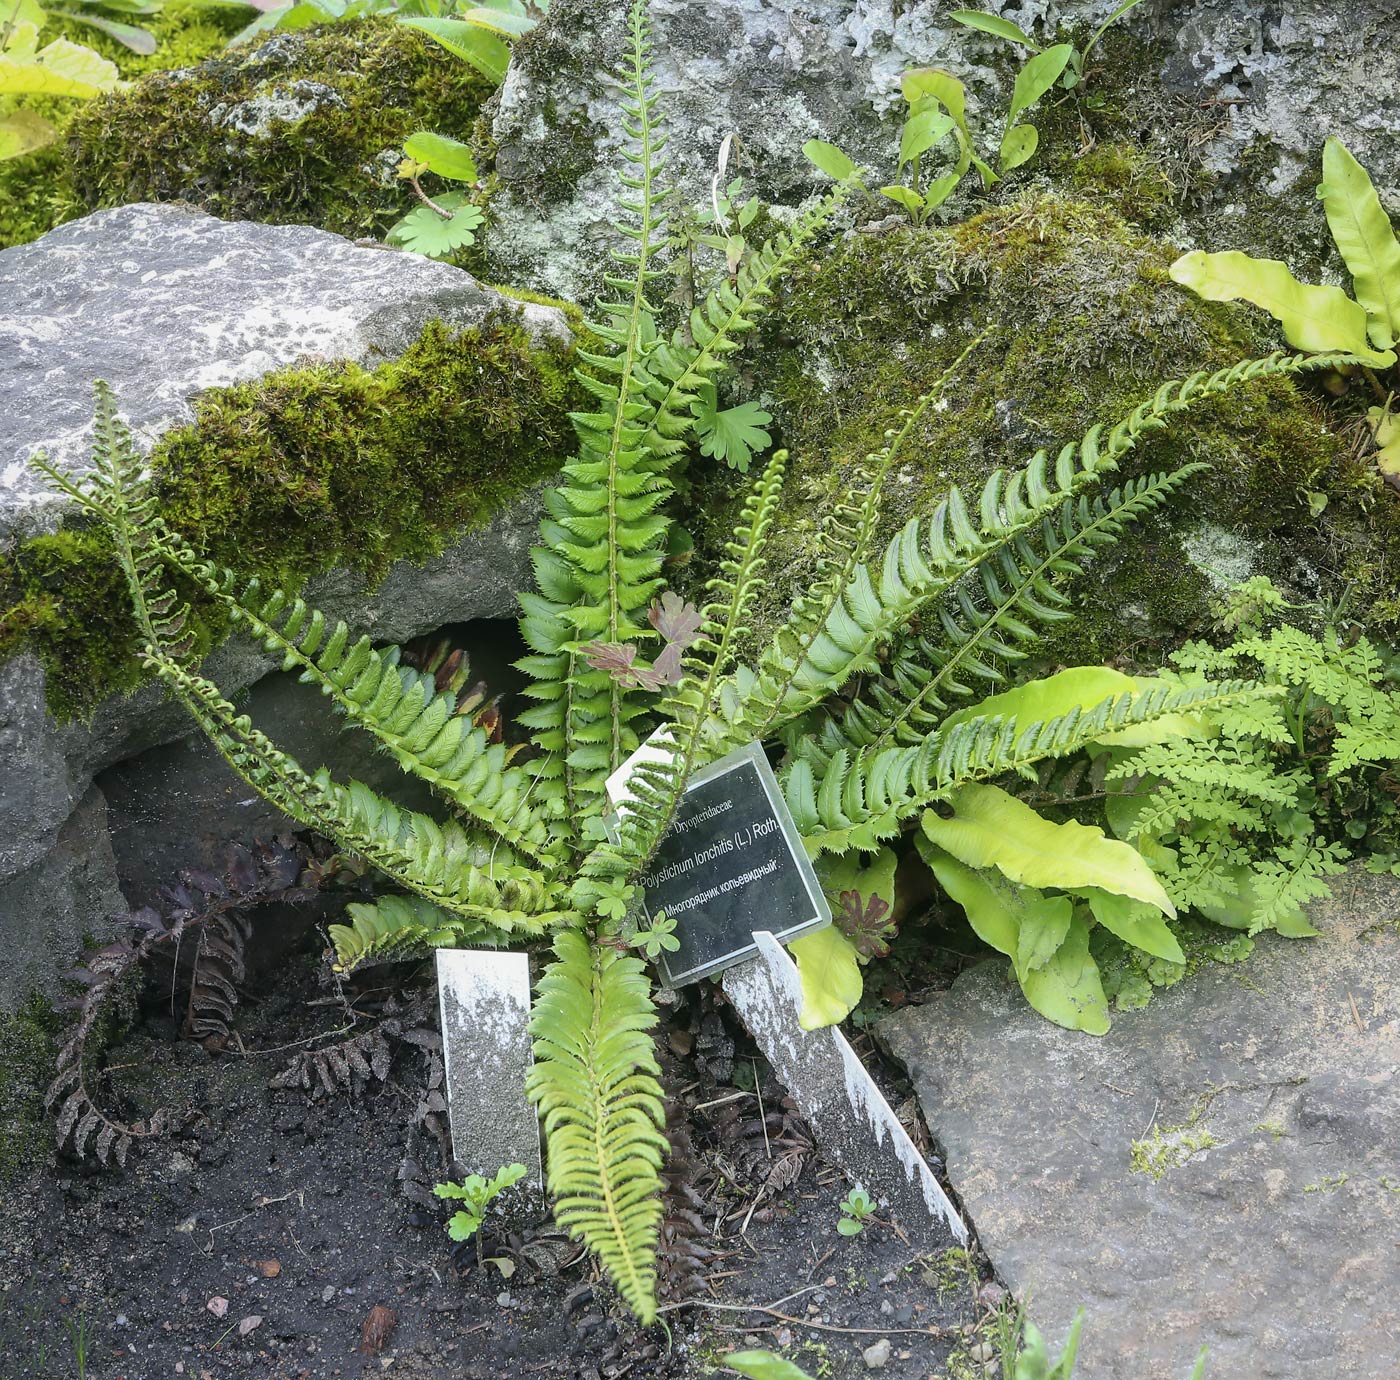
{"left": 0, "top": 896, "right": 989, "bottom": 1380}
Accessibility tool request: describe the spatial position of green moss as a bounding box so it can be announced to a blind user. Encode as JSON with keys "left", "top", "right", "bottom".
{"left": 0, "top": 313, "right": 581, "bottom": 720}
{"left": 921, "top": 1246, "right": 977, "bottom": 1298}
{"left": 1060, "top": 141, "right": 1179, "bottom": 231}
{"left": 0, "top": 8, "right": 240, "bottom": 251}
{"left": 0, "top": 997, "right": 59, "bottom": 1186}
{"left": 1129, "top": 1118, "right": 1217, "bottom": 1180}
{"left": 695, "top": 192, "right": 1385, "bottom": 667}
{"left": 66, "top": 18, "right": 490, "bottom": 241}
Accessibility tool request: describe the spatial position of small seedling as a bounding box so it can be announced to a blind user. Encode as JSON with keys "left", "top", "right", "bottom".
{"left": 66, "top": 1313, "right": 91, "bottom": 1380}
{"left": 434, "top": 1162, "right": 528, "bottom": 1264}
{"left": 632, "top": 908, "right": 680, "bottom": 960}
{"left": 387, "top": 133, "right": 485, "bottom": 260}
{"left": 950, "top": 0, "right": 1144, "bottom": 92}
{"left": 836, "top": 1186, "right": 875, "bottom": 1236}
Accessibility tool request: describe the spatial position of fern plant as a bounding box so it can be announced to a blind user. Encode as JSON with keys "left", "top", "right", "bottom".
{"left": 1117, "top": 580, "right": 1400, "bottom": 928}
{"left": 34, "top": 0, "right": 1369, "bottom": 1325}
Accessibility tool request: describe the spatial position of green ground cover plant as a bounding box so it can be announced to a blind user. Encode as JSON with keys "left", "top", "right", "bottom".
{"left": 34, "top": 0, "right": 1374, "bottom": 1326}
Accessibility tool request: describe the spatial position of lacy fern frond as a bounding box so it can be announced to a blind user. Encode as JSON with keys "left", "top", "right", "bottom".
{"left": 1110, "top": 737, "right": 1306, "bottom": 838}
{"left": 1235, "top": 625, "right": 1400, "bottom": 775}
{"left": 526, "top": 929, "right": 668, "bottom": 1325}
{"left": 1245, "top": 839, "right": 1350, "bottom": 933}
{"left": 785, "top": 681, "right": 1277, "bottom": 857}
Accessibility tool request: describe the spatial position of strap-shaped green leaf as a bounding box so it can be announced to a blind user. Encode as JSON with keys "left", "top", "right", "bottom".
{"left": 949, "top": 10, "right": 1040, "bottom": 50}
{"left": 403, "top": 131, "right": 479, "bottom": 182}
{"left": 398, "top": 16, "right": 511, "bottom": 84}
{"left": 1319, "top": 136, "right": 1400, "bottom": 351}
{"left": 919, "top": 843, "right": 1110, "bottom": 1034}
{"left": 1169, "top": 249, "right": 1394, "bottom": 365}
{"left": 921, "top": 782, "right": 1175, "bottom": 915}
{"left": 1005, "top": 43, "right": 1073, "bottom": 127}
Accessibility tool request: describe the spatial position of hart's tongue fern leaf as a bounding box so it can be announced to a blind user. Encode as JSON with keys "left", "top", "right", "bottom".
{"left": 34, "top": 0, "right": 1375, "bottom": 1320}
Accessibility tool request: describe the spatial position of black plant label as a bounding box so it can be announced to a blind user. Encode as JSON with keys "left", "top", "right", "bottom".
{"left": 624, "top": 741, "right": 831, "bottom": 985}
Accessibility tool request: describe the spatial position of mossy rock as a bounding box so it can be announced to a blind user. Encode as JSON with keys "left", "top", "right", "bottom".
{"left": 693, "top": 193, "right": 1394, "bottom": 667}
{"left": 66, "top": 19, "right": 489, "bottom": 241}
{"left": 0, "top": 7, "right": 242, "bottom": 252}
{"left": 0, "top": 313, "right": 583, "bottom": 721}
{"left": 0, "top": 997, "right": 59, "bottom": 1186}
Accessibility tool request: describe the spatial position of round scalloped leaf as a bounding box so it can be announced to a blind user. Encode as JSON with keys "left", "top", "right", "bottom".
{"left": 386, "top": 194, "right": 484, "bottom": 260}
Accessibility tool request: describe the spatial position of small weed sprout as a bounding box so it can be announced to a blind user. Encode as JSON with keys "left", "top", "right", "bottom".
{"left": 631, "top": 908, "right": 680, "bottom": 961}
{"left": 434, "top": 1162, "right": 528, "bottom": 1265}
{"left": 66, "top": 1313, "right": 92, "bottom": 1380}
{"left": 836, "top": 1186, "right": 875, "bottom": 1236}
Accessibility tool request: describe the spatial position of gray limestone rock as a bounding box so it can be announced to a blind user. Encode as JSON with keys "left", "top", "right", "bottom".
{"left": 879, "top": 869, "right": 1400, "bottom": 1379}
{"left": 485, "top": 0, "right": 1399, "bottom": 302}
{"left": 0, "top": 203, "right": 567, "bottom": 1007}
{"left": 0, "top": 202, "right": 568, "bottom": 544}
{"left": 0, "top": 785, "right": 126, "bottom": 1013}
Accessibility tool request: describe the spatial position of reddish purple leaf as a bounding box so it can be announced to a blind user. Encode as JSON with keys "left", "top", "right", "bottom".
{"left": 836, "top": 888, "right": 894, "bottom": 960}
{"left": 578, "top": 641, "right": 666, "bottom": 691}
{"left": 648, "top": 591, "right": 702, "bottom": 651}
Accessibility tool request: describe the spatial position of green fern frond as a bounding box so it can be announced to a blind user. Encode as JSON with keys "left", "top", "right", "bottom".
{"left": 722, "top": 350, "right": 1351, "bottom": 759}
{"left": 521, "top": 9, "right": 858, "bottom": 817}
{"left": 1244, "top": 839, "right": 1349, "bottom": 934}
{"left": 328, "top": 895, "right": 504, "bottom": 972}
{"left": 552, "top": 0, "right": 674, "bottom": 800}
{"left": 526, "top": 929, "right": 668, "bottom": 1325}
{"left": 642, "top": 188, "right": 856, "bottom": 455}
{"left": 155, "top": 539, "right": 560, "bottom": 866}
{"left": 786, "top": 681, "right": 1279, "bottom": 857}
{"left": 139, "top": 649, "right": 574, "bottom": 934}
{"left": 712, "top": 337, "right": 988, "bottom": 751}
{"left": 807, "top": 466, "right": 1205, "bottom": 763}
{"left": 563, "top": 453, "right": 791, "bottom": 914}
{"left": 31, "top": 382, "right": 197, "bottom": 662}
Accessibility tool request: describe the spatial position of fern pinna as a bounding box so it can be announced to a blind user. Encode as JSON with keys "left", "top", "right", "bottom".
{"left": 35, "top": 0, "right": 1371, "bottom": 1324}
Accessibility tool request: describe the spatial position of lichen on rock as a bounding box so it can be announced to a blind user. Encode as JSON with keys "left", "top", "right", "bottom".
{"left": 65, "top": 19, "right": 490, "bottom": 241}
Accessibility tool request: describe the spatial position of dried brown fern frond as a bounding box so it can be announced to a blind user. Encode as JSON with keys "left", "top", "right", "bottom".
{"left": 49, "top": 835, "right": 316, "bottom": 1165}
